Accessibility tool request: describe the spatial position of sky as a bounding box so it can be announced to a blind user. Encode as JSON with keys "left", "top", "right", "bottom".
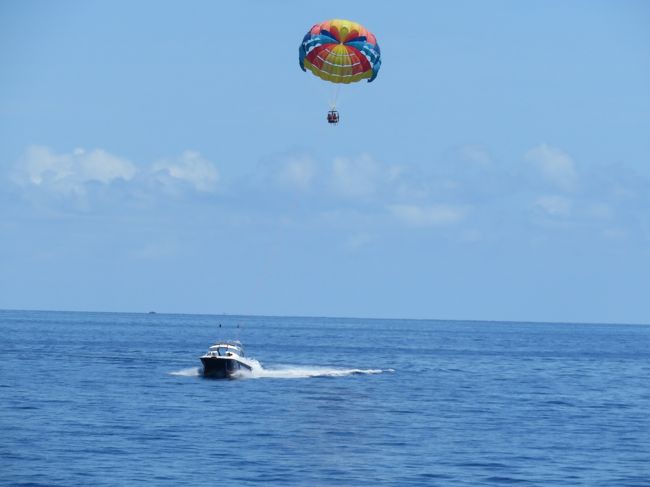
{"left": 1, "top": 0, "right": 649, "bottom": 324}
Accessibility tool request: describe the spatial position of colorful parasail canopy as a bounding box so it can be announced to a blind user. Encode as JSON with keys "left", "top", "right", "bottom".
{"left": 299, "top": 19, "right": 381, "bottom": 84}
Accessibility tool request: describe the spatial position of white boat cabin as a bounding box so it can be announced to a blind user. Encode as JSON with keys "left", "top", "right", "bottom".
{"left": 205, "top": 341, "right": 245, "bottom": 358}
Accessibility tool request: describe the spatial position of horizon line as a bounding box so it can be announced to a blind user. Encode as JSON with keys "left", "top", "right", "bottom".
{"left": 0, "top": 307, "right": 647, "bottom": 327}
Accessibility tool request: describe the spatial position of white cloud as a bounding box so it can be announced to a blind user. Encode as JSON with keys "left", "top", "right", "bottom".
{"left": 13, "top": 145, "right": 136, "bottom": 195}
{"left": 388, "top": 204, "right": 468, "bottom": 227}
{"left": 131, "top": 240, "right": 178, "bottom": 259}
{"left": 274, "top": 155, "right": 316, "bottom": 191}
{"left": 535, "top": 195, "right": 572, "bottom": 217}
{"left": 250, "top": 153, "right": 319, "bottom": 195}
{"left": 602, "top": 227, "right": 628, "bottom": 240}
{"left": 331, "top": 153, "right": 402, "bottom": 198}
{"left": 151, "top": 151, "right": 219, "bottom": 193}
{"left": 10, "top": 144, "right": 647, "bottom": 245}
{"left": 343, "top": 232, "right": 374, "bottom": 252}
{"left": 12, "top": 146, "right": 220, "bottom": 199}
{"left": 525, "top": 144, "right": 578, "bottom": 191}
{"left": 587, "top": 203, "right": 614, "bottom": 220}
{"left": 458, "top": 145, "right": 493, "bottom": 167}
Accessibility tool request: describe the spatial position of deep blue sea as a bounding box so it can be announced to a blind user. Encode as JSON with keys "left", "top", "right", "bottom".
{"left": 2, "top": 310, "right": 650, "bottom": 486}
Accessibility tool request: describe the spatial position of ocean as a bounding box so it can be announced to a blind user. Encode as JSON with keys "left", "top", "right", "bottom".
{"left": 1, "top": 309, "right": 649, "bottom": 486}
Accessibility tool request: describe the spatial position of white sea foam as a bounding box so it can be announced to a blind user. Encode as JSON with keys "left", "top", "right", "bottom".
{"left": 169, "top": 367, "right": 201, "bottom": 377}
{"left": 170, "top": 360, "right": 393, "bottom": 380}
{"left": 240, "top": 359, "right": 392, "bottom": 379}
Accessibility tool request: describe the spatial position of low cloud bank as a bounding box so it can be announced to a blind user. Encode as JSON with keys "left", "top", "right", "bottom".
{"left": 150, "top": 151, "right": 219, "bottom": 193}
{"left": 525, "top": 144, "right": 578, "bottom": 192}
{"left": 7, "top": 143, "right": 649, "bottom": 243}
{"left": 13, "top": 146, "right": 137, "bottom": 196}
{"left": 11, "top": 146, "right": 220, "bottom": 198}
{"left": 388, "top": 204, "right": 468, "bottom": 227}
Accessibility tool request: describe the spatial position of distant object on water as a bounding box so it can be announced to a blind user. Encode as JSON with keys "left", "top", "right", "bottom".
{"left": 148, "top": 311, "right": 156, "bottom": 314}
{"left": 200, "top": 341, "right": 254, "bottom": 379}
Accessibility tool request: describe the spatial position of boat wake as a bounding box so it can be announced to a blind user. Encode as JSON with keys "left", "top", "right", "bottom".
{"left": 170, "top": 360, "right": 393, "bottom": 379}
{"left": 246, "top": 359, "right": 393, "bottom": 379}
{"left": 169, "top": 367, "right": 202, "bottom": 377}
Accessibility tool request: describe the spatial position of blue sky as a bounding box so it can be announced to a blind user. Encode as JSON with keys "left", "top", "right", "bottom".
{"left": 1, "top": 0, "right": 649, "bottom": 323}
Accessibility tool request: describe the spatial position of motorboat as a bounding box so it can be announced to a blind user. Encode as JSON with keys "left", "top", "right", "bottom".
{"left": 199, "top": 341, "right": 255, "bottom": 378}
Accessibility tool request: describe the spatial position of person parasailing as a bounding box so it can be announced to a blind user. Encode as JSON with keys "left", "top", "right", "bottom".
{"left": 327, "top": 109, "right": 339, "bottom": 124}
{"left": 299, "top": 19, "right": 381, "bottom": 124}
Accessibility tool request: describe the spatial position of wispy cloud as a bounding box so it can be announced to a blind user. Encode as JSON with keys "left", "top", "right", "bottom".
{"left": 12, "top": 146, "right": 137, "bottom": 196}
{"left": 535, "top": 194, "right": 572, "bottom": 217}
{"left": 457, "top": 145, "right": 493, "bottom": 167}
{"left": 11, "top": 146, "right": 220, "bottom": 201}
{"left": 525, "top": 143, "right": 578, "bottom": 192}
{"left": 343, "top": 232, "right": 375, "bottom": 252}
{"left": 330, "top": 153, "right": 402, "bottom": 199}
{"left": 7, "top": 143, "right": 649, "bottom": 244}
{"left": 271, "top": 154, "right": 317, "bottom": 192}
{"left": 150, "top": 151, "right": 219, "bottom": 193}
{"left": 251, "top": 153, "right": 319, "bottom": 194}
{"left": 388, "top": 204, "right": 468, "bottom": 227}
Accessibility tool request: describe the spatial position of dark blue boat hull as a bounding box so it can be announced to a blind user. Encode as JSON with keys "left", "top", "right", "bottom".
{"left": 200, "top": 357, "right": 252, "bottom": 378}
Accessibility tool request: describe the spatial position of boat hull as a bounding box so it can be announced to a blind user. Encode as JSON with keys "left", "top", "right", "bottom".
{"left": 200, "top": 357, "right": 252, "bottom": 378}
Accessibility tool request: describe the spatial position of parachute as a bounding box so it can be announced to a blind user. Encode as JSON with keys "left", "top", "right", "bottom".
{"left": 299, "top": 19, "right": 381, "bottom": 84}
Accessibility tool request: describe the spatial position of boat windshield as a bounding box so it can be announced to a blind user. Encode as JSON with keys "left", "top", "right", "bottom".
{"left": 209, "top": 345, "right": 243, "bottom": 356}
